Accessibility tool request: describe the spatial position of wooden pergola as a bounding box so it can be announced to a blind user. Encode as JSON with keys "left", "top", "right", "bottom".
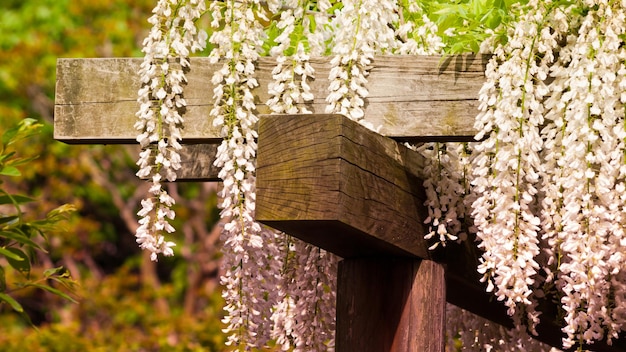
{"left": 54, "top": 54, "right": 626, "bottom": 351}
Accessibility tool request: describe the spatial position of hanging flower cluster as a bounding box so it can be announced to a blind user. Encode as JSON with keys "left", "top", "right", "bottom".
{"left": 395, "top": 1, "right": 446, "bottom": 55}
{"left": 207, "top": 0, "right": 276, "bottom": 348}
{"left": 471, "top": 0, "right": 561, "bottom": 331}
{"left": 265, "top": 2, "right": 339, "bottom": 350}
{"left": 135, "top": 0, "right": 206, "bottom": 261}
{"left": 270, "top": 238, "right": 338, "bottom": 351}
{"left": 470, "top": 0, "right": 626, "bottom": 347}
{"left": 445, "top": 304, "right": 561, "bottom": 352}
{"left": 325, "top": 0, "right": 399, "bottom": 128}
{"left": 266, "top": 0, "right": 317, "bottom": 114}
{"left": 539, "top": 2, "right": 626, "bottom": 347}
{"left": 419, "top": 142, "right": 474, "bottom": 250}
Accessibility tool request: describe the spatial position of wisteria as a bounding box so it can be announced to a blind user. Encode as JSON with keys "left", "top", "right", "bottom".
{"left": 265, "top": 2, "right": 338, "bottom": 350}
{"left": 471, "top": 0, "right": 626, "bottom": 347}
{"left": 325, "top": 0, "right": 399, "bottom": 129}
{"left": 207, "top": 0, "right": 275, "bottom": 348}
{"left": 539, "top": 2, "right": 626, "bottom": 347}
{"left": 135, "top": 0, "right": 206, "bottom": 261}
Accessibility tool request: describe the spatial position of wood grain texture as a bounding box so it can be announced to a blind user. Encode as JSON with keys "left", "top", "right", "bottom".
{"left": 177, "top": 144, "right": 220, "bottom": 181}
{"left": 336, "top": 258, "right": 445, "bottom": 352}
{"left": 255, "top": 114, "right": 430, "bottom": 258}
{"left": 53, "top": 55, "right": 487, "bottom": 144}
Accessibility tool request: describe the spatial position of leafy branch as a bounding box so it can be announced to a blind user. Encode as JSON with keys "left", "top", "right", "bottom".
{"left": 0, "top": 118, "right": 78, "bottom": 323}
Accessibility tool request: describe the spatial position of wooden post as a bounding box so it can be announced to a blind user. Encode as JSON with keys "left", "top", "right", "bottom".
{"left": 336, "top": 258, "right": 445, "bottom": 352}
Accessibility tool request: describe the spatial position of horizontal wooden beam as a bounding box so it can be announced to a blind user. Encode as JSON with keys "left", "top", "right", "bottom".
{"left": 256, "top": 114, "right": 430, "bottom": 259}
{"left": 53, "top": 55, "right": 487, "bottom": 144}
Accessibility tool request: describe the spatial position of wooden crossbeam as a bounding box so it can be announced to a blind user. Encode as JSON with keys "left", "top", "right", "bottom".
{"left": 256, "top": 114, "right": 430, "bottom": 258}
{"left": 54, "top": 55, "right": 488, "bottom": 145}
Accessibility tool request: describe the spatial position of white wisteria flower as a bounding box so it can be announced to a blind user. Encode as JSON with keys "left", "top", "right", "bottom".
{"left": 418, "top": 143, "right": 473, "bottom": 250}
{"left": 539, "top": 2, "right": 626, "bottom": 346}
{"left": 209, "top": 0, "right": 287, "bottom": 348}
{"left": 325, "top": 0, "right": 399, "bottom": 127}
{"left": 472, "top": 0, "right": 626, "bottom": 347}
{"left": 135, "top": 0, "right": 206, "bottom": 262}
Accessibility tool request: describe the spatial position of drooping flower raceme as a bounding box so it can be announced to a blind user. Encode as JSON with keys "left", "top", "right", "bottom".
{"left": 473, "top": 0, "right": 626, "bottom": 347}
{"left": 135, "top": 0, "right": 207, "bottom": 261}
{"left": 266, "top": 0, "right": 316, "bottom": 115}
{"left": 209, "top": 0, "right": 285, "bottom": 348}
{"left": 325, "top": 0, "right": 399, "bottom": 128}
{"left": 471, "top": 0, "right": 564, "bottom": 331}
{"left": 540, "top": 2, "right": 626, "bottom": 347}
{"left": 446, "top": 304, "right": 562, "bottom": 352}
{"left": 395, "top": 1, "right": 445, "bottom": 55}
{"left": 265, "top": 2, "right": 338, "bottom": 350}
{"left": 419, "top": 143, "right": 474, "bottom": 250}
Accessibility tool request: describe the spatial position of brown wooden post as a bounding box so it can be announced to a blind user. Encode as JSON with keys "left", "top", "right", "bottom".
{"left": 336, "top": 258, "right": 445, "bottom": 352}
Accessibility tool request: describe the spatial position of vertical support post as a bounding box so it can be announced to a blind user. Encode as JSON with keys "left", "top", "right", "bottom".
{"left": 336, "top": 258, "right": 445, "bottom": 352}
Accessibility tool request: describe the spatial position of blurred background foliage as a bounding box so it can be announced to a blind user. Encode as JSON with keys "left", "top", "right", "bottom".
{"left": 0, "top": 0, "right": 226, "bottom": 350}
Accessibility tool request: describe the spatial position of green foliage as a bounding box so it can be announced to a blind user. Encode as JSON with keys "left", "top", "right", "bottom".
{"left": 416, "top": 0, "right": 529, "bottom": 53}
{"left": 0, "top": 119, "right": 77, "bottom": 322}
{"left": 0, "top": 3, "right": 227, "bottom": 347}
{"left": 0, "top": 261, "right": 227, "bottom": 351}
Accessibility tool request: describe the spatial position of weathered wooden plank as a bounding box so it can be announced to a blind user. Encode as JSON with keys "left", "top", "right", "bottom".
{"left": 336, "top": 258, "right": 445, "bottom": 352}
{"left": 255, "top": 114, "right": 430, "bottom": 258}
{"left": 53, "top": 55, "right": 487, "bottom": 144}
{"left": 176, "top": 144, "right": 220, "bottom": 181}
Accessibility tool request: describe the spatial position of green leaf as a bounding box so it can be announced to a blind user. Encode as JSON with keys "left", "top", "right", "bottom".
{"left": 28, "top": 284, "right": 77, "bottom": 304}
{"left": 0, "top": 292, "right": 23, "bottom": 313}
{"left": 6, "top": 155, "right": 38, "bottom": 167}
{"left": 0, "top": 246, "right": 24, "bottom": 261}
{"left": 46, "top": 204, "right": 77, "bottom": 220}
{"left": 2, "top": 247, "right": 30, "bottom": 275}
{"left": 1, "top": 125, "right": 20, "bottom": 146}
{"left": 0, "top": 151, "right": 16, "bottom": 163}
{"left": 43, "top": 266, "right": 65, "bottom": 277}
{"left": 0, "top": 194, "right": 33, "bottom": 205}
{"left": 2, "top": 118, "right": 41, "bottom": 146}
{"left": 0, "top": 229, "right": 44, "bottom": 250}
{"left": 0, "top": 215, "right": 18, "bottom": 225}
{"left": 0, "top": 166, "right": 20, "bottom": 176}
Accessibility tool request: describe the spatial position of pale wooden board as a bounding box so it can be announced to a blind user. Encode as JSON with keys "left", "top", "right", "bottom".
{"left": 54, "top": 55, "right": 487, "bottom": 144}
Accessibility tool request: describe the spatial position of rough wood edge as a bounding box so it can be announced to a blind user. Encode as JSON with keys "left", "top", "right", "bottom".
{"left": 256, "top": 114, "right": 430, "bottom": 259}
{"left": 53, "top": 54, "right": 488, "bottom": 144}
